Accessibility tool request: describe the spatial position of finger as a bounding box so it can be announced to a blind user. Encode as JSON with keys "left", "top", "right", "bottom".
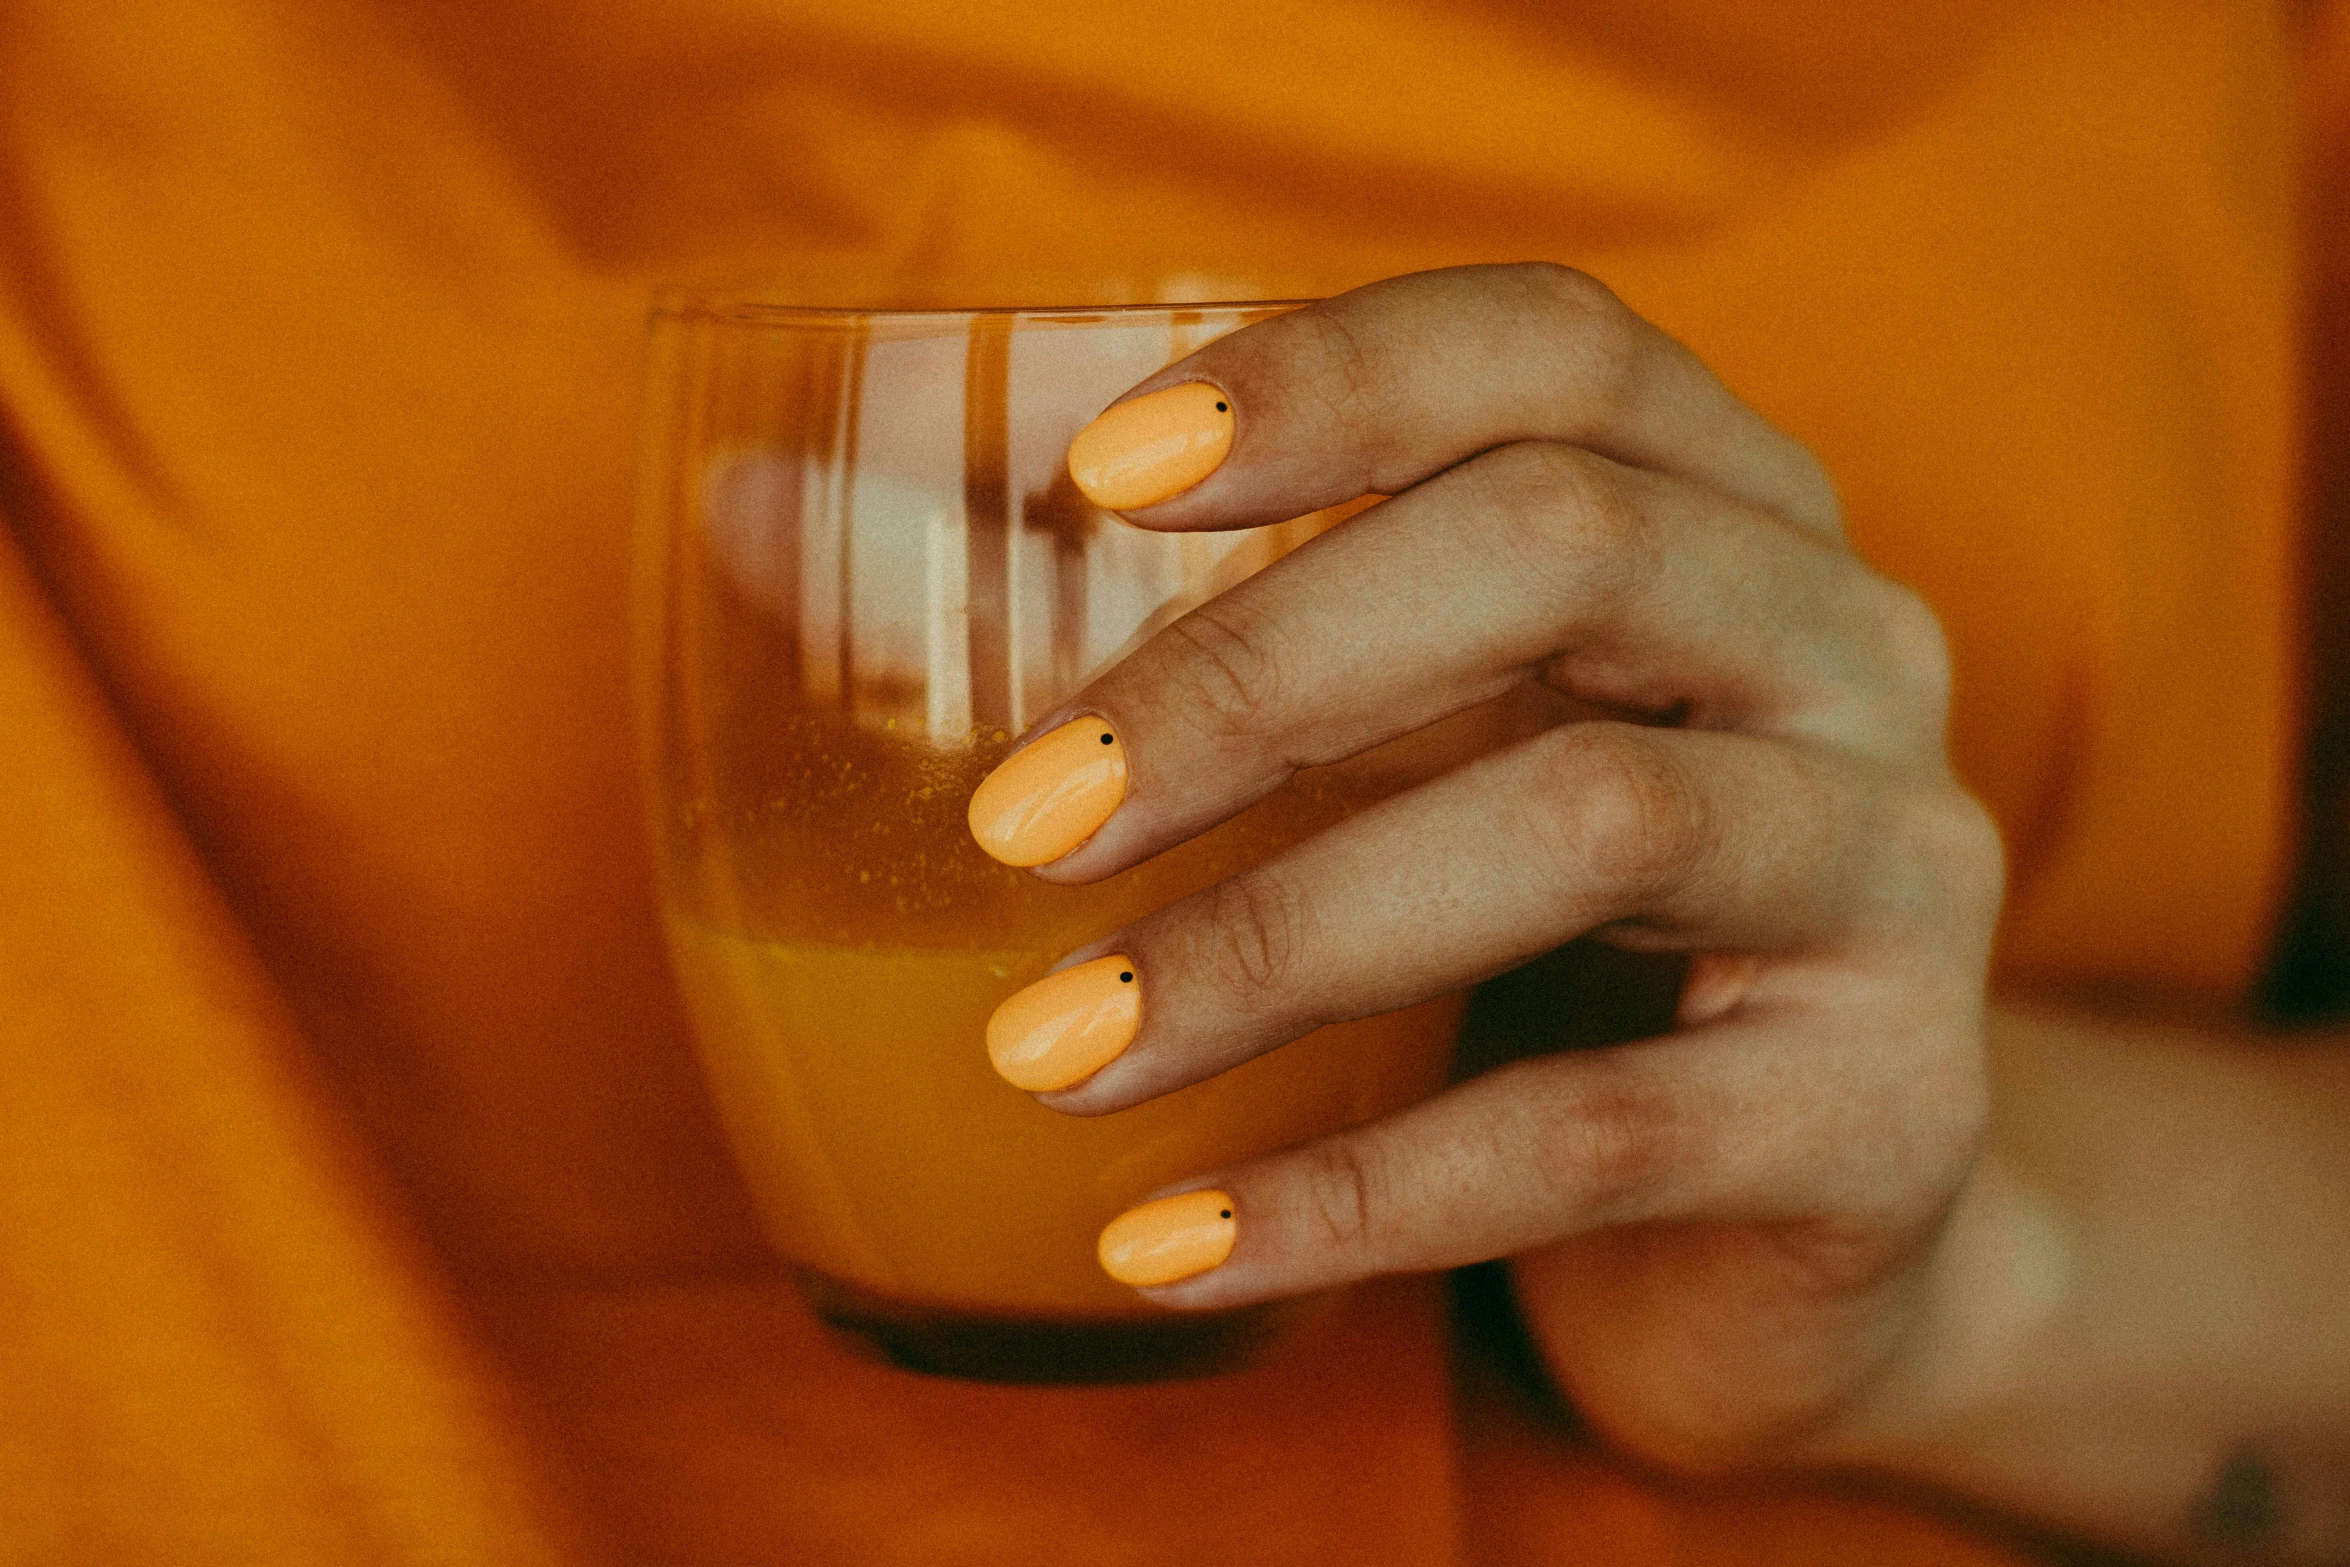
{"left": 1076, "top": 263, "right": 1839, "bottom": 538}
{"left": 1028, "top": 441, "right": 1942, "bottom": 883}
{"left": 1024, "top": 721, "right": 1979, "bottom": 1116}
{"left": 1100, "top": 1001, "right": 1983, "bottom": 1310}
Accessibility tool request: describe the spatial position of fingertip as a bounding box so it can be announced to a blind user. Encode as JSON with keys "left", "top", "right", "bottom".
{"left": 984, "top": 955, "right": 1141, "bottom": 1093}
{"left": 1098, "top": 1188, "right": 1237, "bottom": 1288}
{"left": 965, "top": 716, "right": 1129, "bottom": 867}
{"left": 1068, "top": 382, "right": 1235, "bottom": 511}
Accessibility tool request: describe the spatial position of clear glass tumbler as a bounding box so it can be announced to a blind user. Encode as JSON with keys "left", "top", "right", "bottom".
{"left": 632, "top": 295, "right": 1462, "bottom": 1382}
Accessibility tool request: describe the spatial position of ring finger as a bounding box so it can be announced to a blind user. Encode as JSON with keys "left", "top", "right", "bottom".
{"left": 988, "top": 718, "right": 1914, "bottom": 1112}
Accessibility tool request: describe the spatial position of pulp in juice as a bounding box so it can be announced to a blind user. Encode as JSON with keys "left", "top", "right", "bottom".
{"left": 657, "top": 710, "right": 1462, "bottom": 1318}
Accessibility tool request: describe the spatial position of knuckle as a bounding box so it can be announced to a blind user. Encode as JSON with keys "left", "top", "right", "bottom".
{"left": 1527, "top": 727, "right": 1712, "bottom": 902}
{"left": 1919, "top": 787, "right": 2008, "bottom": 928}
{"left": 1579, "top": 1085, "right": 1673, "bottom": 1221}
{"left": 1288, "top": 307, "right": 1389, "bottom": 438}
{"left": 1466, "top": 443, "right": 1655, "bottom": 619}
{"left": 1202, "top": 868, "right": 1312, "bottom": 1005}
{"left": 1546, "top": 1064, "right": 1678, "bottom": 1218}
{"left": 1158, "top": 598, "right": 1286, "bottom": 737}
{"left": 1505, "top": 262, "right": 1643, "bottom": 420}
{"left": 1505, "top": 260, "right": 1627, "bottom": 330}
{"left": 1780, "top": 443, "right": 1846, "bottom": 535}
{"left": 1866, "top": 780, "right": 2007, "bottom": 941}
{"left": 1300, "top": 1136, "right": 1381, "bottom": 1253}
{"left": 1857, "top": 573, "right": 1954, "bottom": 720}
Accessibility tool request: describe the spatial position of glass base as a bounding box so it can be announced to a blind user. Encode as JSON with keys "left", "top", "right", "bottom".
{"left": 797, "top": 1269, "right": 1312, "bottom": 1385}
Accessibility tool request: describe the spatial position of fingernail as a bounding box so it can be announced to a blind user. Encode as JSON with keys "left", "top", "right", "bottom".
{"left": 1067, "top": 382, "right": 1234, "bottom": 510}
{"left": 987, "top": 955, "right": 1142, "bottom": 1092}
{"left": 1098, "top": 1189, "right": 1237, "bottom": 1287}
{"left": 967, "top": 716, "right": 1128, "bottom": 867}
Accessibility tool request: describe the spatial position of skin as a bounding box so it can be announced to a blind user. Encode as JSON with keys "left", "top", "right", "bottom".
{"left": 1011, "top": 264, "right": 2350, "bottom": 1564}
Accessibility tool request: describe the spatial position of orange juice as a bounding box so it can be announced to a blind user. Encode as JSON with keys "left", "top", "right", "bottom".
{"left": 656, "top": 708, "right": 1460, "bottom": 1321}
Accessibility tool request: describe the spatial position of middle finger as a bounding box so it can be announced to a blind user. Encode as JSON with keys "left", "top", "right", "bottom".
{"left": 994, "top": 719, "right": 1913, "bottom": 1113}
{"left": 973, "top": 442, "right": 1937, "bottom": 883}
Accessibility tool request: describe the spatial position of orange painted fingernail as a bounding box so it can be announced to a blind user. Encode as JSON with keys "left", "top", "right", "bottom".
{"left": 1098, "top": 1189, "right": 1237, "bottom": 1287}
{"left": 987, "top": 955, "right": 1142, "bottom": 1092}
{"left": 1067, "top": 382, "right": 1234, "bottom": 510}
{"left": 967, "top": 716, "right": 1128, "bottom": 867}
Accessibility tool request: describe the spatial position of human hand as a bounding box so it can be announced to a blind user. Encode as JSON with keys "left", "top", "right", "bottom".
{"left": 966, "top": 265, "right": 2003, "bottom": 1474}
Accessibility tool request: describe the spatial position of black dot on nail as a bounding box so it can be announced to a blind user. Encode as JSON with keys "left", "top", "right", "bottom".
{"left": 1099, "top": 733, "right": 1113, "bottom": 744}
{"left": 1220, "top": 1210, "right": 1232, "bottom": 1219}
{"left": 1120, "top": 971, "right": 1133, "bottom": 983}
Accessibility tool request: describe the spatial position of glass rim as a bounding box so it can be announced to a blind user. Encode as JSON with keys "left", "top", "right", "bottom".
{"left": 647, "top": 289, "right": 1317, "bottom": 329}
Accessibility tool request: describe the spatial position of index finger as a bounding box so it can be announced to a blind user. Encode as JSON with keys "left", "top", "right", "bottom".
{"left": 1070, "top": 264, "right": 1839, "bottom": 537}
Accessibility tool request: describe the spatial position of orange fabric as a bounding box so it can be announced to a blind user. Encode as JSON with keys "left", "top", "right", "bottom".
{"left": 2273, "top": 0, "right": 2350, "bottom": 994}
{"left": 0, "top": 1, "right": 2313, "bottom": 1562}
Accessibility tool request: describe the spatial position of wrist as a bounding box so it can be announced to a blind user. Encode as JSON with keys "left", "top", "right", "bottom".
{"left": 1809, "top": 1004, "right": 2350, "bottom": 1564}
{"left": 1809, "top": 1150, "right": 2079, "bottom": 1478}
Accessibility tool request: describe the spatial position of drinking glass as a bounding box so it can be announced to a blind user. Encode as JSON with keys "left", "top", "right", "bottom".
{"left": 632, "top": 295, "right": 1462, "bottom": 1382}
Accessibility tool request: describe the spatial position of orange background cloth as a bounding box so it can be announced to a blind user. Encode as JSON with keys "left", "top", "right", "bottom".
{"left": 0, "top": 0, "right": 2332, "bottom": 1561}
